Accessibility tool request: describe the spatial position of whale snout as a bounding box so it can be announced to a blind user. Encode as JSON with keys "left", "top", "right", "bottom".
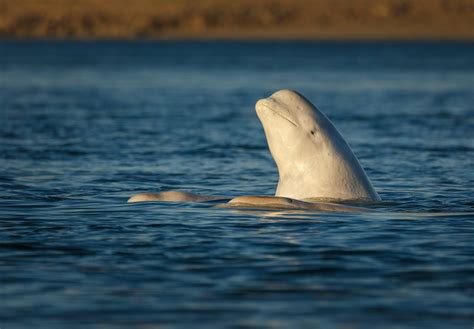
{"left": 256, "top": 89, "right": 301, "bottom": 116}
{"left": 255, "top": 98, "right": 269, "bottom": 114}
{"left": 255, "top": 96, "right": 298, "bottom": 127}
{"left": 255, "top": 98, "right": 273, "bottom": 120}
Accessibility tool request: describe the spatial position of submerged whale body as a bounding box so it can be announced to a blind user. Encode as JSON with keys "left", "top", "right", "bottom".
{"left": 129, "top": 89, "right": 380, "bottom": 210}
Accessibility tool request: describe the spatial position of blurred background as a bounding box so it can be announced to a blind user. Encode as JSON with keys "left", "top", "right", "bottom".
{"left": 1, "top": 0, "right": 473, "bottom": 40}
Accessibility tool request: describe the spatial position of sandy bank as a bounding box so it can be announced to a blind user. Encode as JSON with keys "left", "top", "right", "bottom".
{"left": 1, "top": 0, "right": 473, "bottom": 40}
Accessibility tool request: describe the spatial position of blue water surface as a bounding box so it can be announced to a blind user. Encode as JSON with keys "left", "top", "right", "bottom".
{"left": 1, "top": 41, "right": 473, "bottom": 328}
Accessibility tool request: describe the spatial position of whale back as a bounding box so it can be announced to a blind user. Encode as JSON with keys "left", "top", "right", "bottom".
{"left": 256, "top": 89, "right": 380, "bottom": 201}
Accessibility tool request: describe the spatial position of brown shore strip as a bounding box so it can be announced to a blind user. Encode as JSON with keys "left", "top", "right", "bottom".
{"left": 1, "top": 0, "right": 473, "bottom": 40}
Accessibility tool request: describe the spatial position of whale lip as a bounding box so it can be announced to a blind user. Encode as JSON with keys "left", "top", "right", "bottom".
{"left": 256, "top": 98, "right": 298, "bottom": 127}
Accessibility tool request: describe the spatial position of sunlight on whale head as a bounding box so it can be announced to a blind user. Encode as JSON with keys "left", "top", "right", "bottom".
{"left": 256, "top": 89, "right": 329, "bottom": 166}
{"left": 256, "top": 89, "right": 380, "bottom": 201}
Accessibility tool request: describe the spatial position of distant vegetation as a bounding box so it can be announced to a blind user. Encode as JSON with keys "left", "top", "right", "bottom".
{"left": 1, "top": 0, "right": 473, "bottom": 39}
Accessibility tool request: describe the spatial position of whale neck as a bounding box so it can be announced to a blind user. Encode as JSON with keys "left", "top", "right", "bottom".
{"left": 274, "top": 152, "right": 380, "bottom": 201}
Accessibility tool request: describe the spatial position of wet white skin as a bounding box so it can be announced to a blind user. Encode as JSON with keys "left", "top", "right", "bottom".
{"left": 256, "top": 89, "right": 380, "bottom": 201}
{"left": 128, "top": 89, "right": 380, "bottom": 209}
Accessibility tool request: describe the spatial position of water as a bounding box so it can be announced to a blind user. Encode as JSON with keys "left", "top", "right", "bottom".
{"left": 1, "top": 41, "right": 473, "bottom": 328}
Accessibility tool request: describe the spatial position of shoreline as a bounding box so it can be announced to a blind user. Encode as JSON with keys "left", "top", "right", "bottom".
{"left": 2, "top": 37, "right": 474, "bottom": 42}
{"left": 3, "top": 38, "right": 472, "bottom": 43}
{"left": 1, "top": 0, "right": 473, "bottom": 41}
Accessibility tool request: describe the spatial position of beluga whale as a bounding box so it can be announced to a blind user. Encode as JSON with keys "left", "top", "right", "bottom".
{"left": 129, "top": 89, "right": 380, "bottom": 211}
{"left": 256, "top": 89, "right": 380, "bottom": 201}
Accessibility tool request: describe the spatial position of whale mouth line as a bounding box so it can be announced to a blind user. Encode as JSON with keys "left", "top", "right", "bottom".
{"left": 261, "top": 104, "right": 298, "bottom": 127}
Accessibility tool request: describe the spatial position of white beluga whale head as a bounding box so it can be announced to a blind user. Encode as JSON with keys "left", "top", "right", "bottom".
{"left": 256, "top": 89, "right": 380, "bottom": 201}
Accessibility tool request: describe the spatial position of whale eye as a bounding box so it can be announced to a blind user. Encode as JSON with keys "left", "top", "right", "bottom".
{"left": 310, "top": 130, "right": 315, "bottom": 135}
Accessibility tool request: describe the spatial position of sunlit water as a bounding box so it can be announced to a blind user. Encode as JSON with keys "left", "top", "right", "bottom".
{"left": 1, "top": 41, "right": 473, "bottom": 328}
